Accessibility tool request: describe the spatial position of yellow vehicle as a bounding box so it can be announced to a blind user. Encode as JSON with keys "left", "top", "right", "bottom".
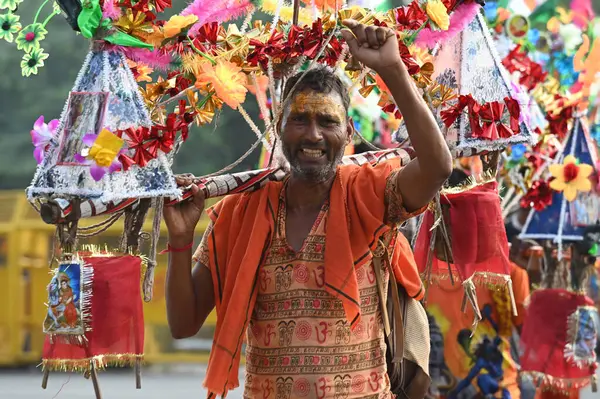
{"left": 0, "top": 191, "right": 215, "bottom": 366}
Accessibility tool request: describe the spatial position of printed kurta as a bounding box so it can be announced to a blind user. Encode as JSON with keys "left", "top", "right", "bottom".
{"left": 194, "top": 169, "right": 419, "bottom": 398}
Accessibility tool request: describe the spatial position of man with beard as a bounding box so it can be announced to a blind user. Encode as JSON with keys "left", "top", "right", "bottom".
{"left": 163, "top": 19, "right": 452, "bottom": 398}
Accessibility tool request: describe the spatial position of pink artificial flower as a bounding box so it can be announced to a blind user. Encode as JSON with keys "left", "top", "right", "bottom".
{"left": 74, "top": 133, "right": 124, "bottom": 181}
{"left": 31, "top": 115, "right": 59, "bottom": 164}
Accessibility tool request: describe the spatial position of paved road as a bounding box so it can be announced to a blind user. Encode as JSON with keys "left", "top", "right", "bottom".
{"left": 1, "top": 365, "right": 598, "bottom": 398}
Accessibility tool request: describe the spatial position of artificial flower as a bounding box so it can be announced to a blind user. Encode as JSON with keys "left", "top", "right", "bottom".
{"left": 426, "top": 0, "right": 450, "bottom": 31}
{"left": 0, "top": 12, "right": 21, "bottom": 42}
{"left": 0, "top": 0, "right": 22, "bottom": 11}
{"left": 520, "top": 180, "right": 554, "bottom": 211}
{"left": 127, "top": 59, "right": 153, "bottom": 82}
{"left": 509, "top": 143, "right": 527, "bottom": 163}
{"left": 30, "top": 115, "right": 59, "bottom": 164}
{"left": 163, "top": 14, "right": 198, "bottom": 38}
{"left": 15, "top": 23, "right": 47, "bottom": 53}
{"left": 20, "top": 47, "right": 48, "bottom": 77}
{"left": 118, "top": 126, "right": 155, "bottom": 168}
{"left": 114, "top": 9, "right": 153, "bottom": 40}
{"left": 301, "top": 0, "right": 342, "bottom": 11}
{"left": 548, "top": 155, "right": 593, "bottom": 201}
{"left": 395, "top": 1, "right": 428, "bottom": 31}
{"left": 75, "top": 129, "right": 124, "bottom": 181}
{"left": 559, "top": 23, "right": 583, "bottom": 54}
{"left": 482, "top": 1, "right": 498, "bottom": 22}
{"left": 195, "top": 60, "right": 247, "bottom": 109}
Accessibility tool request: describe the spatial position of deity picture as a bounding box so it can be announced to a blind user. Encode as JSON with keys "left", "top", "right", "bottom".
{"left": 43, "top": 262, "right": 83, "bottom": 335}
{"left": 57, "top": 92, "right": 109, "bottom": 165}
{"left": 568, "top": 307, "right": 599, "bottom": 363}
{"left": 569, "top": 192, "right": 600, "bottom": 226}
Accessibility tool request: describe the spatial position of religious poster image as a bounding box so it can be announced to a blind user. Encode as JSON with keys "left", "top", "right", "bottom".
{"left": 565, "top": 306, "right": 599, "bottom": 365}
{"left": 43, "top": 262, "right": 84, "bottom": 335}
{"left": 57, "top": 92, "right": 109, "bottom": 165}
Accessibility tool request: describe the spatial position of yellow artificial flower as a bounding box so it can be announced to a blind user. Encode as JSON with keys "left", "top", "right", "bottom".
{"left": 115, "top": 9, "right": 153, "bottom": 39}
{"left": 89, "top": 129, "right": 124, "bottom": 168}
{"left": 262, "top": 0, "right": 314, "bottom": 26}
{"left": 548, "top": 155, "right": 593, "bottom": 201}
{"left": 195, "top": 60, "right": 248, "bottom": 109}
{"left": 426, "top": 0, "right": 450, "bottom": 31}
{"left": 163, "top": 15, "right": 198, "bottom": 39}
{"left": 181, "top": 52, "right": 205, "bottom": 75}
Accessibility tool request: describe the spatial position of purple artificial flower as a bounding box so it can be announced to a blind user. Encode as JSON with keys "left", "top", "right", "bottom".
{"left": 30, "top": 115, "right": 59, "bottom": 164}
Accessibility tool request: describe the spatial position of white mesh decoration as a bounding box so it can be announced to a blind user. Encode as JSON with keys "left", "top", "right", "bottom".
{"left": 27, "top": 49, "right": 179, "bottom": 202}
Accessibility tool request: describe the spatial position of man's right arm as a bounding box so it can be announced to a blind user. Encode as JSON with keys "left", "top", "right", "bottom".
{"left": 165, "top": 245, "right": 215, "bottom": 339}
{"left": 163, "top": 176, "right": 215, "bottom": 339}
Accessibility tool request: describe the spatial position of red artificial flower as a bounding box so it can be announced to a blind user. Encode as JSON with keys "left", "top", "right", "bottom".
{"left": 520, "top": 179, "right": 554, "bottom": 211}
{"left": 440, "top": 94, "right": 476, "bottom": 127}
{"left": 119, "top": 127, "right": 156, "bottom": 168}
{"left": 153, "top": 0, "right": 172, "bottom": 13}
{"left": 395, "top": 2, "right": 427, "bottom": 31}
{"left": 546, "top": 106, "right": 574, "bottom": 139}
{"left": 398, "top": 41, "right": 420, "bottom": 75}
{"left": 504, "top": 96, "right": 521, "bottom": 133}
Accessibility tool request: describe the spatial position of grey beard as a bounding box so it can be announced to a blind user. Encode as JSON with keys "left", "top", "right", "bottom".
{"left": 283, "top": 146, "right": 344, "bottom": 183}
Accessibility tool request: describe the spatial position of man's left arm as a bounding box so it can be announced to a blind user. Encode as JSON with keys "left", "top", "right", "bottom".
{"left": 342, "top": 21, "right": 452, "bottom": 212}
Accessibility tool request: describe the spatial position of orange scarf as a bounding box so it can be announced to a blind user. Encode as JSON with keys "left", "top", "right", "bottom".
{"left": 203, "top": 159, "right": 424, "bottom": 397}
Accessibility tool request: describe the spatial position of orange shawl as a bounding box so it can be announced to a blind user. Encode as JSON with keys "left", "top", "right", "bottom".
{"left": 203, "top": 158, "right": 424, "bottom": 397}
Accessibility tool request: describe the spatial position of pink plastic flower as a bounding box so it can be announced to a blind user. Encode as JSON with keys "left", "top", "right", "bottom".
{"left": 31, "top": 115, "right": 59, "bottom": 164}
{"left": 74, "top": 133, "right": 124, "bottom": 181}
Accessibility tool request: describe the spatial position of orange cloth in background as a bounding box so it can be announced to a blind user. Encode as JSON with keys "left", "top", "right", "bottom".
{"left": 426, "top": 262, "right": 530, "bottom": 399}
{"left": 201, "top": 159, "right": 426, "bottom": 397}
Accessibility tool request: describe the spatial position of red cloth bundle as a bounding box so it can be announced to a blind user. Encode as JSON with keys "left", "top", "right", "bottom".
{"left": 42, "top": 255, "right": 144, "bottom": 371}
{"left": 520, "top": 289, "right": 598, "bottom": 392}
{"left": 414, "top": 181, "right": 511, "bottom": 283}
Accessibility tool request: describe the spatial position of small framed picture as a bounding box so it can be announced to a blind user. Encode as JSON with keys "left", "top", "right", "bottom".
{"left": 57, "top": 92, "right": 109, "bottom": 165}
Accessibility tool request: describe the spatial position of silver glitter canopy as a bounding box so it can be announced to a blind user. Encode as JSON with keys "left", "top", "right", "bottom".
{"left": 396, "top": 13, "right": 534, "bottom": 157}
{"left": 27, "top": 49, "right": 179, "bottom": 203}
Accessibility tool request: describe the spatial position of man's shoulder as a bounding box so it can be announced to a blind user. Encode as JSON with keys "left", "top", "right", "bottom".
{"left": 210, "top": 180, "right": 284, "bottom": 215}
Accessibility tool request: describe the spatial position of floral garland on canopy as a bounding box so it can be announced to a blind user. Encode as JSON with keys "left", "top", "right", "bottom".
{"left": 6, "top": 0, "right": 535, "bottom": 184}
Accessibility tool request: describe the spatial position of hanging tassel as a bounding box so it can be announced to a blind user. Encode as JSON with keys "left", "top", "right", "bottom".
{"left": 462, "top": 278, "right": 483, "bottom": 334}
{"left": 143, "top": 197, "right": 163, "bottom": 302}
{"left": 506, "top": 277, "right": 518, "bottom": 317}
{"left": 591, "top": 374, "right": 597, "bottom": 392}
{"left": 422, "top": 224, "right": 438, "bottom": 306}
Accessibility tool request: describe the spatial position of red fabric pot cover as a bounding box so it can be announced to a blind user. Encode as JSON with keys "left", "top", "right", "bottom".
{"left": 42, "top": 255, "right": 144, "bottom": 371}
{"left": 414, "top": 181, "right": 511, "bottom": 283}
{"left": 520, "top": 288, "right": 598, "bottom": 392}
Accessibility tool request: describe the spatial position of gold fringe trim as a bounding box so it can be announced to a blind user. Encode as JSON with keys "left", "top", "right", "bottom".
{"left": 41, "top": 354, "right": 144, "bottom": 373}
{"left": 421, "top": 270, "right": 513, "bottom": 290}
{"left": 441, "top": 168, "right": 497, "bottom": 195}
{"left": 422, "top": 271, "right": 517, "bottom": 333}
{"left": 521, "top": 371, "right": 596, "bottom": 393}
{"left": 78, "top": 245, "right": 148, "bottom": 288}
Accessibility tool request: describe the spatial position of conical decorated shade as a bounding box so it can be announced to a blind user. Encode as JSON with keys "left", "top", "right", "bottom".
{"left": 520, "top": 117, "right": 599, "bottom": 243}
{"left": 27, "top": 49, "right": 179, "bottom": 202}
{"left": 396, "top": 13, "right": 534, "bottom": 156}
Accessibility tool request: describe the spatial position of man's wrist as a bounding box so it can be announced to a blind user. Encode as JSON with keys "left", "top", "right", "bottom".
{"left": 168, "top": 234, "right": 195, "bottom": 249}
{"left": 376, "top": 62, "right": 410, "bottom": 83}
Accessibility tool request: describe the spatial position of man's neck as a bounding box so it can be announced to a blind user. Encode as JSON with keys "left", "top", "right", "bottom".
{"left": 286, "top": 173, "right": 336, "bottom": 213}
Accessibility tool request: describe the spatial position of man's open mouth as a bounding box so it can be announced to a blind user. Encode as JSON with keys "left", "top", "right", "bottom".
{"left": 301, "top": 148, "right": 325, "bottom": 158}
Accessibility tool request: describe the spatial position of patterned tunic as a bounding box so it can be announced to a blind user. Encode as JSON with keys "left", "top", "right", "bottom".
{"left": 195, "top": 173, "right": 410, "bottom": 399}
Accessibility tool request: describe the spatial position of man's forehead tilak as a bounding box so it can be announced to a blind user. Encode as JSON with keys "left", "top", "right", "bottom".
{"left": 288, "top": 91, "right": 346, "bottom": 120}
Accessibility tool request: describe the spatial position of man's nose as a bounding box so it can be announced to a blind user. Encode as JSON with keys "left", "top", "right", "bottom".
{"left": 305, "top": 120, "right": 323, "bottom": 142}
